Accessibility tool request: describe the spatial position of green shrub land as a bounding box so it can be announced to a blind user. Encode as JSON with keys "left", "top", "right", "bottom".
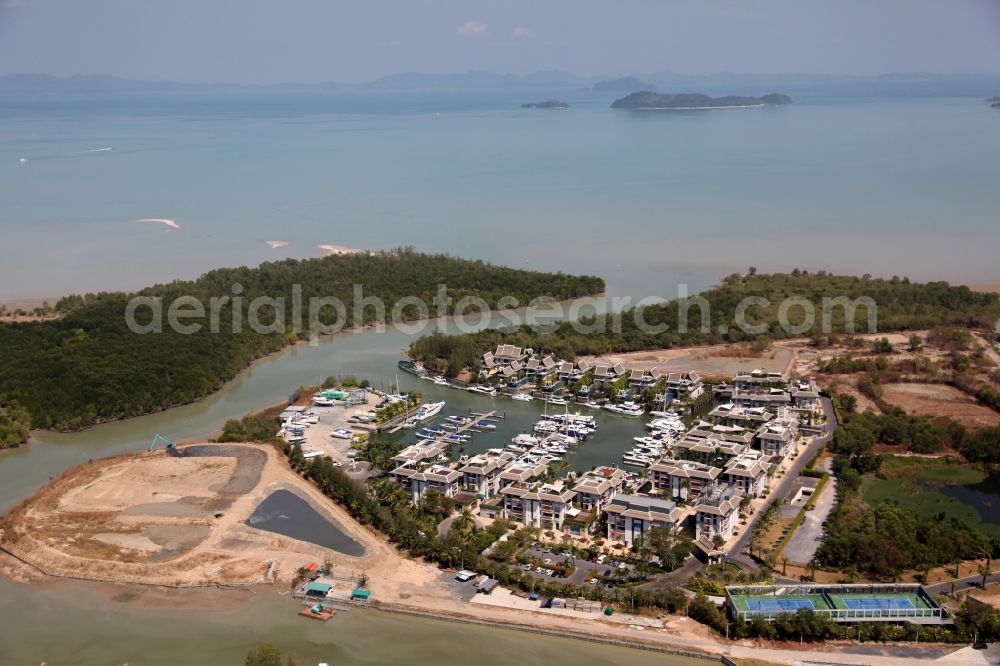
{"left": 0, "top": 249, "right": 603, "bottom": 430}
{"left": 0, "top": 401, "right": 31, "bottom": 449}
{"left": 409, "top": 271, "right": 1000, "bottom": 376}
{"left": 816, "top": 399, "right": 1000, "bottom": 578}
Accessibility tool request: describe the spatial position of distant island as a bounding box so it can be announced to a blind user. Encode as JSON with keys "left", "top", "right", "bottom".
{"left": 989, "top": 97, "right": 1000, "bottom": 108}
{"left": 611, "top": 92, "right": 792, "bottom": 110}
{"left": 592, "top": 76, "right": 655, "bottom": 92}
{"left": 520, "top": 100, "right": 569, "bottom": 109}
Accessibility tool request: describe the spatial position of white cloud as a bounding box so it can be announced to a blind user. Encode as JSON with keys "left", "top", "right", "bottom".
{"left": 457, "top": 20, "right": 488, "bottom": 38}
{"left": 511, "top": 26, "right": 536, "bottom": 41}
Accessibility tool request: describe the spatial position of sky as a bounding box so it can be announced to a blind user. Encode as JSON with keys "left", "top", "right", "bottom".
{"left": 1, "top": 0, "right": 999, "bottom": 83}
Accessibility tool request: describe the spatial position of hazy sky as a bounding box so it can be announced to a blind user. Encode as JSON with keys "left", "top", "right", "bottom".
{"left": 1, "top": 0, "right": 999, "bottom": 83}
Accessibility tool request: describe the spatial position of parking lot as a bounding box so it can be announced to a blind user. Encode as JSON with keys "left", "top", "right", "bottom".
{"left": 783, "top": 476, "right": 837, "bottom": 565}
{"left": 283, "top": 391, "right": 384, "bottom": 464}
{"left": 522, "top": 545, "right": 632, "bottom": 586}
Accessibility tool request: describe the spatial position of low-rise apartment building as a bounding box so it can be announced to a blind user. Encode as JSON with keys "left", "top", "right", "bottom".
{"left": 459, "top": 450, "right": 515, "bottom": 498}
{"left": 605, "top": 494, "right": 685, "bottom": 546}
{"left": 501, "top": 482, "right": 577, "bottom": 530}
{"left": 724, "top": 452, "right": 770, "bottom": 498}
{"left": 392, "top": 463, "right": 463, "bottom": 505}
{"left": 693, "top": 483, "right": 743, "bottom": 545}
{"left": 650, "top": 458, "right": 722, "bottom": 501}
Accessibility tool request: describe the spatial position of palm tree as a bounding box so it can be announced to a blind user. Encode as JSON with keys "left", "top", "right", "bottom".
{"left": 979, "top": 564, "right": 991, "bottom": 589}
{"left": 454, "top": 507, "right": 476, "bottom": 534}
{"left": 747, "top": 530, "right": 760, "bottom": 558}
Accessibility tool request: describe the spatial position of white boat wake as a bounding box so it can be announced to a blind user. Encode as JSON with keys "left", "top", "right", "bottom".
{"left": 134, "top": 218, "right": 181, "bottom": 230}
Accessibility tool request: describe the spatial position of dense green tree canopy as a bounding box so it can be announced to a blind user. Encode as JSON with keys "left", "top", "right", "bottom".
{"left": 0, "top": 249, "right": 602, "bottom": 430}
{"left": 411, "top": 272, "right": 1000, "bottom": 376}
{"left": 0, "top": 401, "right": 30, "bottom": 449}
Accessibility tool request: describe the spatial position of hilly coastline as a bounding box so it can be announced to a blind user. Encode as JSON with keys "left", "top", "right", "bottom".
{"left": 611, "top": 92, "right": 792, "bottom": 109}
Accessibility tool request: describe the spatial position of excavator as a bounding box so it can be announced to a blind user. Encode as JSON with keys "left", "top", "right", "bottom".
{"left": 147, "top": 433, "right": 182, "bottom": 457}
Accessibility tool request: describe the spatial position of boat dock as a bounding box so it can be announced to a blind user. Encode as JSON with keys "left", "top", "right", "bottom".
{"left": 412, "top": 409, "right": 504, "bottom": 441}
{"left": 386, "top": 408, "right": 504, "bottom": 436}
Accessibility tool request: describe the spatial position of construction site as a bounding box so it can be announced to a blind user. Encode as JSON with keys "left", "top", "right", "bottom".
{"left": 0, "top": 439, "right": 381, "bottom": 588}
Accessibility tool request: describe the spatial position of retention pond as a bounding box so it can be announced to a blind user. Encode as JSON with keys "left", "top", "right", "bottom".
{"left": 246, "top": 489, "right": 365, "bottom": 556}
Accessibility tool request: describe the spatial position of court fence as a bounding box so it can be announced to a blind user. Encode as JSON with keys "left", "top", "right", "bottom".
{"left": 725, "top": 583, "right": 947, "bottom": 624}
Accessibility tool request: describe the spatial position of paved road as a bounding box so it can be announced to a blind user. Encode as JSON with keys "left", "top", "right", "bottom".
{"left": 926, "top": 570, "right": 1000, "bottom": 596}
{"left": 726, "top": 397, "right": 838, "bottom": 572}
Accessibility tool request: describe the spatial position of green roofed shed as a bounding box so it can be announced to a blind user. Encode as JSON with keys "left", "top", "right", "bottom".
{"left": 306, "top": 582, "right": 332, "bottom": 596}
{"left": 351, "top": 589, "right": 371, "bottom": 601}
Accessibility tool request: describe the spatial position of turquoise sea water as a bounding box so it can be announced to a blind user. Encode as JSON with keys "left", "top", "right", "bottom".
{"left": 2, "top": 89, "right": 999, "bottom": 301}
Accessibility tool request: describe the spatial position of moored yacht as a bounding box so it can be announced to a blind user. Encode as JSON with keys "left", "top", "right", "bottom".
{"left": 604, "top": 401, "right": 645, "bottom": 417}
{"left": 414, "top": 401, "right": 446, "bottom": 421}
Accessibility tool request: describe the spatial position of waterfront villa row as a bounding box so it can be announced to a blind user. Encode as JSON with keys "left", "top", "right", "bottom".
{"left": 391, "top": 443, "right": 748, "bottom": 548}
{"left": 714, "top": 373, "right": 822, "bottom": 414}
{"left": 481, "top": 345, "right": 706, "bottom": 401}
{"left": 385, "top": 369, "right": 816, "bottom": 549}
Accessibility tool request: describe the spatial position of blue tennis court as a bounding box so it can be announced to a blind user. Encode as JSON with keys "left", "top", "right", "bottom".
{"left": 745, "top": 598, "right": 816, "bottom": 613}
{"left": 842, "top": 597, "right": 915, "bottom": 610}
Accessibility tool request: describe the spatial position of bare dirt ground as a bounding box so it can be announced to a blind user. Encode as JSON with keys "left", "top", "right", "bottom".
{"left": 584, "top": 343, "right": 794, "bottom": 377}
{"left": 881, "top": 382, "right": 1000, "bottom": 429}
{"left": 823, "top": 373, "right": 881, "bottom": 413}
{"left": 0, "top": 443, "right": 396, "bottom": 587}
{"left": 969, "top": 583, "right": 1000, "bottom": 607}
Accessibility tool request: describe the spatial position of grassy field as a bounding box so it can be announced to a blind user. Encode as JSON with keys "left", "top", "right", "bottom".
{"left": 877, "top": 455, "right": 986, "bottom": 485}
{"left": 864, "top": 456, "right": 1000, "bottom": 538}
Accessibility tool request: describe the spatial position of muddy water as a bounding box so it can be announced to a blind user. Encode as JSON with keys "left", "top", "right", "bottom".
{"left": 0, "top": 575, "right": 706, "bottom": 666}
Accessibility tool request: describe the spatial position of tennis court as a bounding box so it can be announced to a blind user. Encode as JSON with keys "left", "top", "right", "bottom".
{"left": 842, "top": 597, "right": 915, "bottom": 610}
{"left": 745, "top": 598, "right": 816, "bottom": 613}
{"left": 728, "top": 585, "right": 945, "bottom": 623}
{"left": 827, "top": 593, "right": 929, "bottom": 611}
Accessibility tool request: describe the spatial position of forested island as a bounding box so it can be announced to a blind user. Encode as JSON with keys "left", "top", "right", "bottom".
{"left": 0, "top": 250, "right": 603, "bottom": 431}
{"left": 611, "top": 92, "right": 791, "bottom": 109}
{"left": 520, "top": 100, "right": 569, "bottom": 109}
{"left": 409, "top": 271, "right": 1000, "bottom": 374}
